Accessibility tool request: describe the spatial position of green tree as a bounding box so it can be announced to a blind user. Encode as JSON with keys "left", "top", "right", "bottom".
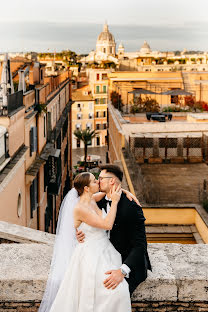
{"left": 130, "top": 96, "right": 160, "bottom": 114}
{"left": 74, "top": 129, "right": 98, "bottom": 169}
{"left": 110, "top": 91, "right": 123, "bottom": 111}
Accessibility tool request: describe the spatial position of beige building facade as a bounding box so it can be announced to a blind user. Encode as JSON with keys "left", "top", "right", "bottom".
{"left": 72, "top": 86, "right": 95, "bottom": 149}
{"left": 0, "top": 57, "right": 72, "bottom": 234}
{"left": 87, "top": 68, "right": 111, "bottom": 146}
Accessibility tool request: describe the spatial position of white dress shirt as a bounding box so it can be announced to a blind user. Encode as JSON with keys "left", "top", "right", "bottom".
{"left": 104, "top": 195, "right": 131, "bottom": 278}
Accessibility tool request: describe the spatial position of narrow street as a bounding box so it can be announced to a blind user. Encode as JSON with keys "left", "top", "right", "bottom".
{"left": 72, "top": 146, "right": 108, "bottom": 167}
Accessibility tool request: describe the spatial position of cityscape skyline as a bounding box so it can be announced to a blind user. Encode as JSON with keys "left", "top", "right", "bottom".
{"left": 1, "top": 0, "right": 208, "bottom": 53}
{"left": 0, "top": 21, "right": 208, "bottom": 54}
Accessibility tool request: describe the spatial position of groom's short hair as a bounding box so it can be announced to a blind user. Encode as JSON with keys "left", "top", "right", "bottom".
{"left": 100, "top": 164, "right": 123, "bottom": 182}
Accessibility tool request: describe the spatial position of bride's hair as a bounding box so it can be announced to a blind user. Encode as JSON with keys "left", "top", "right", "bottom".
{"left": 74, "top": 172, "right": 91, "bottom": 196}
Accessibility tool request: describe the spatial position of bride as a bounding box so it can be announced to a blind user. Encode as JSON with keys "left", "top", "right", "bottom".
{"left": 38, "top": 172, "right": 133, "bottom": 312}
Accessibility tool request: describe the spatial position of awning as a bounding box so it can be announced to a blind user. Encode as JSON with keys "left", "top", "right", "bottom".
{"left": 128, "top": 88, "right": 158, "bottom": 95}
{"left": 160, "top": 89, "right": 193, "bottom": 96}
{"left": 86, "top": 122, "right": 92, "bottom": 128}
{"left": 76, "top": 123, "right": 81, "bottom": 129}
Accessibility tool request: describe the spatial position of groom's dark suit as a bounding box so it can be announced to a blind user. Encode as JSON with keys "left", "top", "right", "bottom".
{"left": 97, "top": 192, "right": 152, "bottom": 295}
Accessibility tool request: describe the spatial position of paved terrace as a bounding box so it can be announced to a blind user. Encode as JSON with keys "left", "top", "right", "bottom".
{"left": 0, "top": 221, "right": 207, "bottom": 311}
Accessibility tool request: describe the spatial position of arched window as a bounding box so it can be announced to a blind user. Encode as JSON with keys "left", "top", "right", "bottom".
{"left": 17, "top": 192, "right": 22, "bottom": 218}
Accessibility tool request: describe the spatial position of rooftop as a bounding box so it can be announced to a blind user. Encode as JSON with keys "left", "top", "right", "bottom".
{"left": 72, "top": 86, "right": 94, "bottom": 101}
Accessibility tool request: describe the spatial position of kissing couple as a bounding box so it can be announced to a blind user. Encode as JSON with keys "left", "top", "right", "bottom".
{"left": 38, "top": 164, "right": 152, "bottom": 312}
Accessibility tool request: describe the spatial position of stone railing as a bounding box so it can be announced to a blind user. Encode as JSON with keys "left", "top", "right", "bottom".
{"left": 0, "top": 221, "right": 207, "bottom": 311}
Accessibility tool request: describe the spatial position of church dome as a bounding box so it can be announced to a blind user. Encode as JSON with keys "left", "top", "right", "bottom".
{"left": 97, "top": 24, "right": 115, "bottom": 43}
{"left": 96, "top": 23, "right": 116, "bottom": 56}
{"left": 140, "top": 41, "right": 152, "bottom": 54}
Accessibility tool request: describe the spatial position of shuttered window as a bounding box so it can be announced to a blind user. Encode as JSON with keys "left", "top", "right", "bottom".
{"left": 30, "top": 126, "right": 37, "bottom": 156}
{"left": 30, "top": 176, "right": 38, "bottom": 218}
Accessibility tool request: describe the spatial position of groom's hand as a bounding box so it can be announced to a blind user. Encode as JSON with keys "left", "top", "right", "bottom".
{"left": 76, "top": 229, "right": 85, "bottom": 243}
{"left": 103, "top": 269, "right": 124, "bottom": 289}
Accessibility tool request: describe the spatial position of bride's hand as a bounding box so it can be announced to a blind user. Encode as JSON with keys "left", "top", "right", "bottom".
{"left": 76, "top": 229, "right": 85, "bottom": 243}
{"left": 110, "top": 184, "right": 122, "bottom": 203}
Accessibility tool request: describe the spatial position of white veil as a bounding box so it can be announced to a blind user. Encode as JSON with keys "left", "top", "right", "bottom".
{"left": 38, "top": 187, "right": 79, "bottom": 312}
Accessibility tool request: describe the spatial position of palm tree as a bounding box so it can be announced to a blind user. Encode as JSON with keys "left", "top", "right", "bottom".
{"left": 74, "top": 129, "right": 98, "bottom": 169}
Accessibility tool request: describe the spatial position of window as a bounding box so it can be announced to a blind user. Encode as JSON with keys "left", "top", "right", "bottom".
{"left": 103, "top": 123, "right": 107, "bottom": 129}
{"left": 103, "top": 48, "right": 106, "bottom": 53}
{"left": 30, "top": 177, "right": 38, "bottom": 218}
{"left": 103, "top": 98, "right": 106, "bottom": 104}
{"left": 103, "top": 111, "right": 106, "bottom": 117}
{"left": 77, "top": 113, "right": 82, "bottom": 119}
{"left": 100, "top": 98, "right": 103, "bottom": 104}
{"left": 103, "top": 85, "right": 107, "bottom": 93}
{"left": 89, "top": 113, "right": 93, "bottom": 119}
{"left": 96, "top": 74, "right": 100, "bottom": 80}
{"left": 44, "top": 115, "right": 46, "bottom": 138}
{"left": 64, "top": 143, "right": 68, "bottom": 165}
{"left": 96, "top": 112, "right": 99, "bottom": 118}
{"left": 96, "top": 124, "right": 100, "bottom": 130}
{"left": 77, "top": 103, "right": 81, "bottom": 112}
{"left": 95, "top": 98, "right": 99, "bottom": 104}
{"left": 110, "top": 47, "right": 112, "bottom": 54}
{"left": 17, "top": 193, "right": 22, "bottom": 218}
{"left": 77, "top": 139, "right": 80, "bottom": 148}
{"left": 44, "top": 163, "right": 48, "bottom": 191}
{"left": 56, "top": 133, "right": 61, "bottom": 149}
{"left": 86, "top": 122, "right": 92, "bottom": 130}
{"left": 96, "top": 137, "right": 100, "bottom": 146}
{"left": 96, "top": 86, "right": 100, "bottom": 94}
{"left": 30, "top": 126, "right": 37, "bottom": 156}
{"left": 102, "top": 73, "right": 108, "bottom": 80}
{"left": 63, "top": 117, "right": 68, "bottom": 139}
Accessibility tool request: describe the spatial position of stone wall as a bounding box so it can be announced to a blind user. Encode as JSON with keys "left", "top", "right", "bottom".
{"left": 0, "top": 221, "right": 208, "bottom": 311}
{"left": 1, "top": 301, "right": 208, "bottom": 312}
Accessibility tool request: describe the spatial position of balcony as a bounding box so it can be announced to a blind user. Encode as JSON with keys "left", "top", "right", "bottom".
{"left": 40, "top": 144, "right": 62, "bottom": 195}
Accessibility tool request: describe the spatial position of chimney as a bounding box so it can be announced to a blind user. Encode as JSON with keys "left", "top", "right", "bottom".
{"left": 18, "top": 70, "right": 26, "bottom": 93}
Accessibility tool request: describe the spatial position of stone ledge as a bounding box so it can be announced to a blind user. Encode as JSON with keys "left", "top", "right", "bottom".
{"left": 1, "top": 301, "right": 208, "bottom": 312}
{"left": 0, "top": 221, "right": 55, "bottom": 245}
{"left": 0, "top": 243, "right": 207, "bottom": 303}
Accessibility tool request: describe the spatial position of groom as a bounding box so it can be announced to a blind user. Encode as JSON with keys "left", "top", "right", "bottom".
{"left": 77, "top": 164, "right": 152, "bottom": 295}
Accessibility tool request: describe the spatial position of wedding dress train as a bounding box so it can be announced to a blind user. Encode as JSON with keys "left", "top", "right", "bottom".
{"left": 49, "top": 219, "right": 131, "bottom": 312}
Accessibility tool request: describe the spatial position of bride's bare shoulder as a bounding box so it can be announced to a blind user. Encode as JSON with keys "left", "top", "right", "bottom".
{"left": 74, "top": 202, "right": 88, "bottom": 213}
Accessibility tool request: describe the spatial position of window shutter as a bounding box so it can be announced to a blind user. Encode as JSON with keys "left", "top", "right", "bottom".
{"left": 34, "top": 177, "right": 38, "bottom": 209}
{"left": 30, "top": 128, "right": 34, "bottom": 155}
{"left": 33, "top": 127, "right": 37, "bottom": 152}
{"left": 30, "top": 182, "right": 35, "bottom": 217}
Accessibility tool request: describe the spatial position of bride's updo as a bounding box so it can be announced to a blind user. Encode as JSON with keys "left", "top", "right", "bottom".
{"left": 74, "top": 172, "right": 91, "bottom": 196}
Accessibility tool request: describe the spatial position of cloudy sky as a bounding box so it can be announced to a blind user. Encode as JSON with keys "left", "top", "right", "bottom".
{"left": 1, "top": 0, "right": 208, "bottom": 53}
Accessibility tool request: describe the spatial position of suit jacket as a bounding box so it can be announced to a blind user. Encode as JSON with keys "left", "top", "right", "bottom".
{"left": 97, "top": 193, "right": 152, "bottom": 294}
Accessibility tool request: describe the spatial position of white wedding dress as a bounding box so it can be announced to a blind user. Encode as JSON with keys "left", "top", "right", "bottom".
{"left": 49, "top": 215, "right": 131, "bottom": 312}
